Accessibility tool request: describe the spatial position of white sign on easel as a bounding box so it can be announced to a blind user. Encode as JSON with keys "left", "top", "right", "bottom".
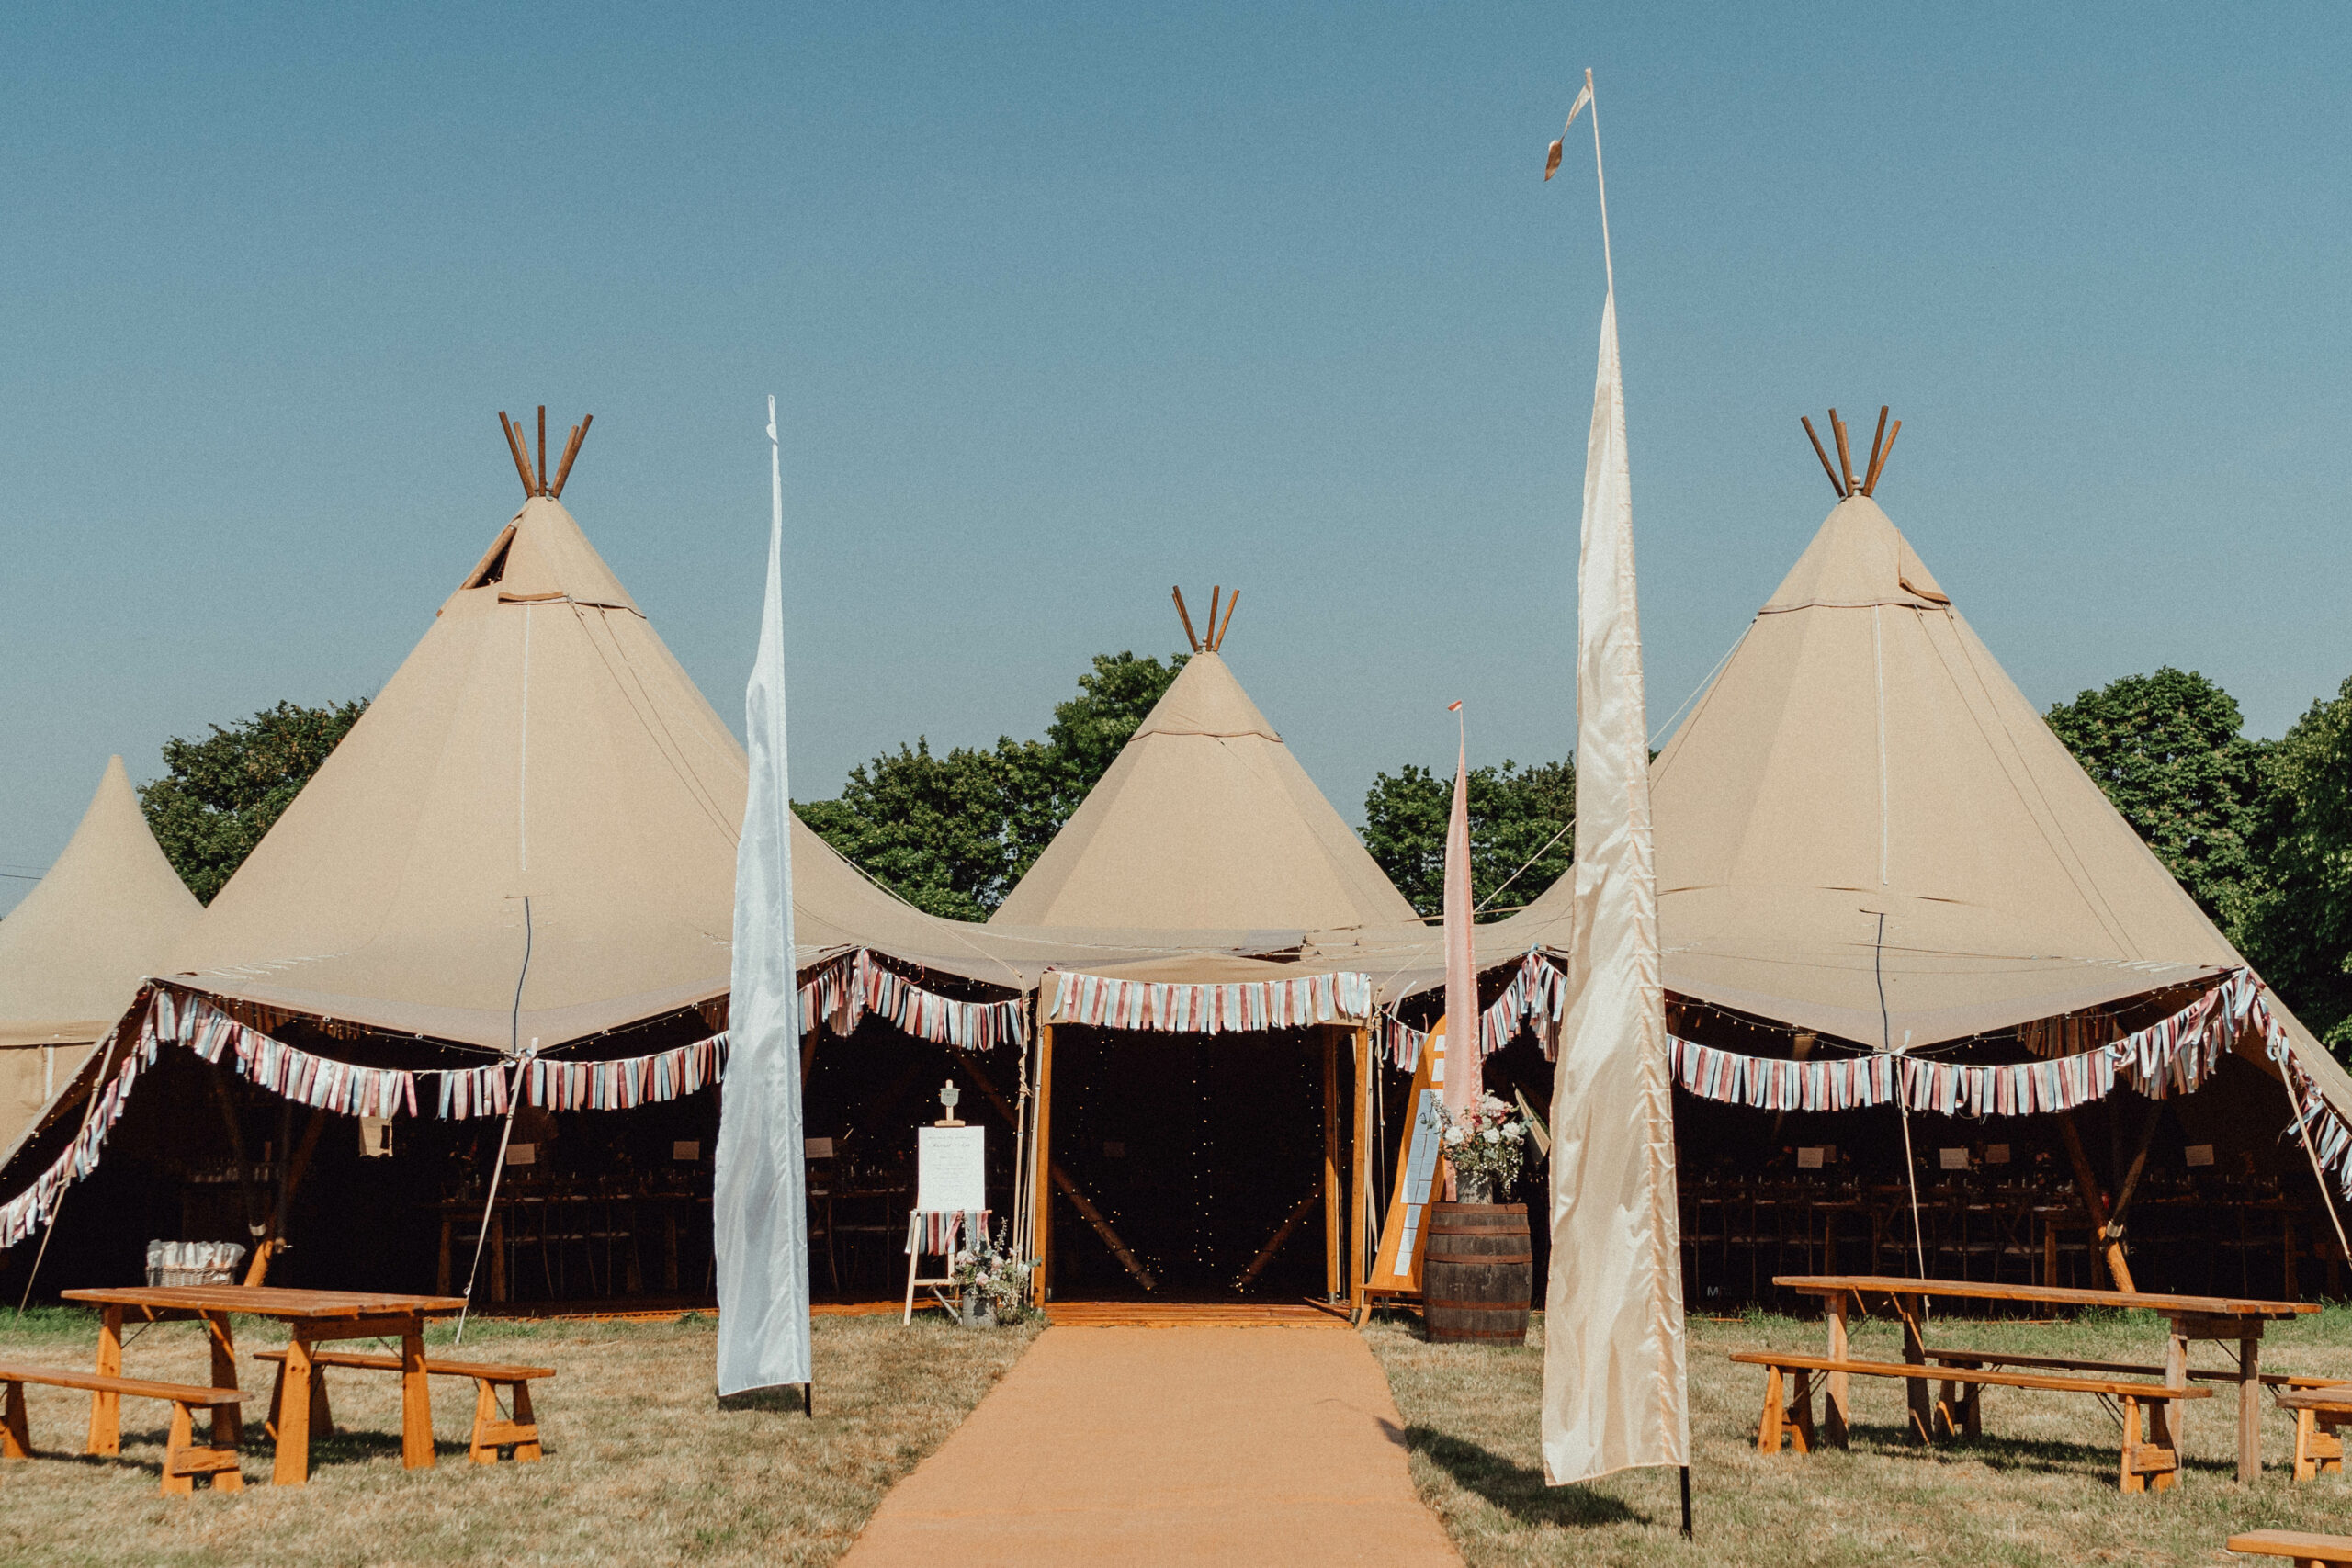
{"left": 917, "top": 1126, "right": 987, "bottom": 1213}
{"left": 904, "top": 1123, "right": 988, "bottom": 1323}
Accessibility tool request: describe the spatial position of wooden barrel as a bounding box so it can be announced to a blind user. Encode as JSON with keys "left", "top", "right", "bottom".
{"left": 1422, "top": 1202, "right": 1532, "bottom": 1344}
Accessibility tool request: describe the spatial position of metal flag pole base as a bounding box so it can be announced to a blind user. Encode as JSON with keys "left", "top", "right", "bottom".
{"left": 1679, "top": 1465, "right": 1692, "bottom": 1539}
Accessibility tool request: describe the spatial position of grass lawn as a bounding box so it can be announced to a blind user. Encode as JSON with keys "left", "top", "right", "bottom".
{"left": 1367, "top": 1306, "right": 2352, "bottom": 1567}
{"left": 0, "top": 1305, "right": 1036, "bottom": 1568}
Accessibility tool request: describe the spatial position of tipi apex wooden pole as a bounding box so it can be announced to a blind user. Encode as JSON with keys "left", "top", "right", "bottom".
{"left": 551, "top": 413, "right": 593, "bottom": 498}
{"left": 1829, "top": 408, "right": 1857, "bottom": 495}
{"left": 1864, "top": 420, "right": 1902, "bottom": 496}
{"left": 1171, "top": 587, "right": 1201, "bottom": 651}
{"left": 1206, "top": 587, "right": 1222, "bottom": 650}
{"left": 1801, "top": 418, "right": 1845, "bottom": 499}
{"left": 498, "top": 413, "right": 537, "bottom": 499}
{"left": 1864, "top": 407, "right": 1889, "bottom": 491}
{"left": 537, "top": 407, "right": 548, "bottom": 494}
{"left": 1214, "top": 590, "right": 1238, "bottom": 650}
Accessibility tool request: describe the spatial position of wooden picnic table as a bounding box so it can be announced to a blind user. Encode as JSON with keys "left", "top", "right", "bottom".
{"left": 62, "top": 1285, "right": 467, "bottom": 1486}
{"left": 1777, "top": 1274, "right": 2317, "bottom": 1485}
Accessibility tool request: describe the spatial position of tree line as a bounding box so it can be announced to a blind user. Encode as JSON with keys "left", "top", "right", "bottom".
{"left": 123, "top": 660, "right": 2352, "bottom": 1057}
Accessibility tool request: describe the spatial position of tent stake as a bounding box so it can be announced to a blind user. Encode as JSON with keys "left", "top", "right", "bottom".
{"left": 1679, "top": 1464, "right": 1692, "bottom": 1539}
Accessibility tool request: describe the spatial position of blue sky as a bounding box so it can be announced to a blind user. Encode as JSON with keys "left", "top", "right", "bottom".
{"left": 4, "top": 3, "right": 2347, "bottom": 910}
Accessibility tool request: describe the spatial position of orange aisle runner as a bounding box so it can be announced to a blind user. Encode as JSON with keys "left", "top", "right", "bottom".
{"left": 839, "top": 1325, "right": 1461, "bottom": 1566}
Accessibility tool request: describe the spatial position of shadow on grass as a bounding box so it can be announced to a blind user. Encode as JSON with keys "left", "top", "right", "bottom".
{"left": 1392, "top": 1421, "right": 1649, "bottom": 1528}
{"left": 1834, "top": 1419, "right": 2237, "bottom": 1484}
{"left": 718, "top": 1386, "right": 813, "bottom": 1416}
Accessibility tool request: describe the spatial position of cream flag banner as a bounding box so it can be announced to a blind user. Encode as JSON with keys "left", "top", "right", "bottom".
{"left": 714, "top": 397, "right": 813, "bottom": 1397}
{"left": 1541, "top": 289, "right": 1690, "bottom": 1484}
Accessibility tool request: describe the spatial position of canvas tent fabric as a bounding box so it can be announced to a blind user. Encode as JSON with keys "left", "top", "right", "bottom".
{"left": 1344, "top": 491, "right": 2352, "bottom": 1122}
{"left": 0, "top": 757, "right": 200, "bottom": 1148}
{"left": 149, "top": 492, "right": 1289, "bottom": 1055}
{"left": 158, "top": 494, "right": 1051, "bottom": 1050}
{"left": 991, "top": 651, "right": 1418, "bottom": 936}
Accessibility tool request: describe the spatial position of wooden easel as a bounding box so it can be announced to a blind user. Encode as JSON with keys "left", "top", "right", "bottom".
{"left": 903, "top": 1094, "right": 986, "bottom": 1324}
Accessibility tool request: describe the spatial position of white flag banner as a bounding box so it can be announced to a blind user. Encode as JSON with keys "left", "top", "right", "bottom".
{"left": 1541, "top": 291, "right": 1690, "bottom": 1484}
{"left": 714, "top": 397, "right": 812, "bottom": 1396}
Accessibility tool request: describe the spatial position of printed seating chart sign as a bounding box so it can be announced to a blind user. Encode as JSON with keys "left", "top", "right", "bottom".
{"left": 916, "top": 1125, "right": 987, "bottom": 1214}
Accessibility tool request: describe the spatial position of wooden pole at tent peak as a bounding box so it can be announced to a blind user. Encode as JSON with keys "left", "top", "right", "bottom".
{"left": 1865, "top": 420, "right": 1901, "bottom": 496}
{"left": 1863, "top": 407, "right": 1889, "bottom": 493}
{"left": 1214, "top": 590, "right": 1238, "bottom": 651}
{"left": 1829, "top": 408, "right": 1857, "bottom": 495}
{"left": 551, "top": 413, "right": 592, "bottom": 498}
{"left": 1206, "top": 588, "right": 1222, "bottom": 651}
{"left": 537, "top": 407, "right": 548, "bottom": 494}
{"left": 1801, "top": 417, "right": 1845, "bottom": 499}
{"left": 1171, "top": 586, "right": 1200, "bottom": 651}
{"left": 498, "top": 412, "right": 537, "bottom": 499}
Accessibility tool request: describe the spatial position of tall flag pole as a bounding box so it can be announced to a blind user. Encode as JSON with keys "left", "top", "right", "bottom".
{"left": 1539, "top": 71, "right": 1691, "bottom": 1505}
{"left": 1441, "top": 702, "right": 1479, "bottom": 1136}
{"left": 714, "top": 395, "right": 814, "bottom": 1403}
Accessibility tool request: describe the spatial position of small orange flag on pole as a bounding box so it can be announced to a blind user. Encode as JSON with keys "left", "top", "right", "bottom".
{"left": 1545, "top": 72, "right": 1596, "bottom": 181}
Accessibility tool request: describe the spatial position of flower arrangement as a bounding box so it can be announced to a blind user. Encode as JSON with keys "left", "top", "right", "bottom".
{"left": 950, "top": 1222, "right": 1034, "bottom": 1325}
{"left": 1440, "top": 1093, "right": 1532, "bottom": 1201}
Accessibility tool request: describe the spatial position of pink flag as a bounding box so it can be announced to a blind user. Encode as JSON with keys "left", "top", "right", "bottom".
{"left": 1442, "top": 728, "right": 1479, "bottom": 1122}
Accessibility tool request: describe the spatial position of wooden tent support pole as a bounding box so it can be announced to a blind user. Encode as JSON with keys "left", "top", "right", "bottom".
{"left": 550, "top": 413, "right": 591, "bottom": 498}
{"left": 2056, "top": 1110, "right": 2134, "bottom": 1293}
{"left": 2106, "top": 1100, "right": 2165, "bottom": 1234}
{"left": 1032, "top": 1023, "right": 1054, "bottom": 1305}
{"left": 246, "top": 1108, "right": 330, "bottom": 1287}
{"left": 1801, "top": 417, "right": 1845, "bottom": 498}
{"left": 497, "top": 413, "right": 536, "bottom": 499}
{"left": 1214, "top": 590, "right": 1239, "bottom": 650}
{"left": 1862, "top": 406, "right": 1889, "bottom": 493}
{"left": 1829, "top": 408, "right": 1856, "bottom": 494}
{"left": 1323, "top": 1028, "right": 1341, "bottom": 1301}
{"left": 952, "top": 1048, "right": 1153, "bottom": 1292}
{"left": 1171, "top": 586, "right": 1199, "bottom": 651}
{"left": 1050, "top": 1168, "right": 1155, "bottom": 1292}
{"left": 1238, "top": 1194, "right": 1319, "bottom": 1292}
{"left": 1351, "top": 1026, "right": 1371, "bottom": 1321}
{"left": 1870, "top": 421, "right": 1902, "bottom": 493}
{"left": 537, "top": 406, "right": 548, "bottom": 494}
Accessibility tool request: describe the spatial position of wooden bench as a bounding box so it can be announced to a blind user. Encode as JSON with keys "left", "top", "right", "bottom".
{"left": 2228, "top": 1529, "right": 2352, "bottom": 1565}
{"left": 1731, "top": 1350, "right": 2212, "bottom": 1493}
{"left": 255, "top": 1348, "right": 553, "bottom": 1462}
{"left": 2276, "top": 1388, "right": 2352, "bottom": 1483}
{"left": 0, "top": 1361, "right": 248, "bottom": 1495}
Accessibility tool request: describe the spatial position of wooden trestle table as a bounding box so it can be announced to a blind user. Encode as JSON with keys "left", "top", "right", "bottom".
{"left": 1778, "top": 1275, "right": 2316, "bottom": 1484}
{"left": 62, "top": 1284, "right": 468, "bottom": 1486}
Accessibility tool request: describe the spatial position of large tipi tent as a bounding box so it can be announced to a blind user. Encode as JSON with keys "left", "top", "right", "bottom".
{"left": 989, "top": 600, "right": 1416, "bottom": 1303}
{"left": 0, "top": 757, "right": 200, "bottom": 1157}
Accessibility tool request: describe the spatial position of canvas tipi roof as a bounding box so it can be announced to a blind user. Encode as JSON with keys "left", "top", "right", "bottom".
{"left": 1442, "top": 481, "right": 2346, "bottom": 1103}
{"left": 0, "top": 757, "right": 200, "bottom": 1145}
{"left": 160, "top": 423, "right": 1198, "bottom": 1050}
{"left": 990, "top": 648, "right": 1416, "bottom": 933}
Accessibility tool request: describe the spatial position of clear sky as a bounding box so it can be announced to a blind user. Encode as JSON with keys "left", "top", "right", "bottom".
{"left": 4, "top": 2, "right": 2346, "bottom": 912}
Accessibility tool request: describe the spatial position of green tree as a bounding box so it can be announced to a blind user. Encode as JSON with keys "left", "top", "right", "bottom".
{"left": 2044, "top": 668, "right": 2268, "bottom": 940}
{"left": 140, "top": 699, "right": 369, "bottom": 902}
{"left": 2243, "top": 676, "right": 2352, "bottom": 1053}
{"left": 1362, "top": 758, "right": 1575, "bottom": 919}
{"left": 797, "top": 651, "right": 1186, "bottom": 919}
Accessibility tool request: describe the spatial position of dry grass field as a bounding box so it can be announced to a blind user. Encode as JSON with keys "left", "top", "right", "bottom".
{"left": 0, "top": 1306, "right": 1035, "bottom": 1568}
{"left": 1367, "top": 1306, "right": 2352, "bottom": 1568}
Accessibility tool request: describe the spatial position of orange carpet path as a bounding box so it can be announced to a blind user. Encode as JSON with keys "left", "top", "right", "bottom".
{"left": 839, "top": 1323, "right": 1462, "bottom": 1566}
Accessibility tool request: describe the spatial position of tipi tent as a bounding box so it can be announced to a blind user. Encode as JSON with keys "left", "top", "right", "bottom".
{"left": 991, "top": 598, "right": 1414, "bottom": 1303}
{"left": 0, "top": 757, "right": 200, "bottom": 1156}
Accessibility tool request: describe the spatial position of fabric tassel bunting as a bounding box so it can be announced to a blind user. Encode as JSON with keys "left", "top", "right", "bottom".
{"left": 1385, "top": 951, "right": 1568, "bottom": 1071}
{"left": 797, "top": 949, "right": 1026, "bottom": 1052}
{"left": 1046, "top": 968, "right": 1373, "bottom": 1034}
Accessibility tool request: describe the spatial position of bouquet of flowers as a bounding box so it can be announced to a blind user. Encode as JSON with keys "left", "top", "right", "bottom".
{"left": 1439, "top": 1093, "right": 1532, "bottom": 1201}
{"left": 950, "top": 1221, "right": 1035, "bottom": 1325}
